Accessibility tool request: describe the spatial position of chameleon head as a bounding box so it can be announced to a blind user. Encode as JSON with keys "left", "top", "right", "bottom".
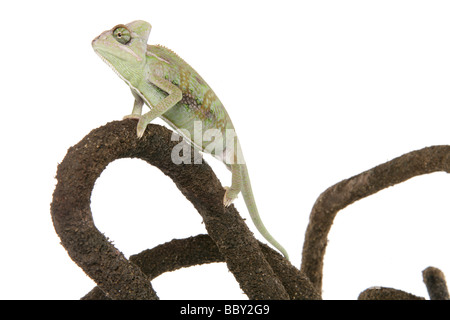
{"left": 92, "top": 20, "right": 151, "bottom": 82}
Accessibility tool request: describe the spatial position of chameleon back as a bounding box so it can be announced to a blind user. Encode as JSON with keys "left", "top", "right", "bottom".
{"left": 146, "top": 45, "right": 237, "bottom": 163}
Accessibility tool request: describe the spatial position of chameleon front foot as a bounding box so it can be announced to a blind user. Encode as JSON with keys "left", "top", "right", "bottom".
{"left": 223, "top": 186, "right": 239, "bottom": 207}
{"left": 123, "top": 115, "right": 147, "bottom": 138}
{"left": 136, "top": 118, "right": 149, "bottom": 139}
{"left": 123, "top": 114, "right": 141, "bottom": 120}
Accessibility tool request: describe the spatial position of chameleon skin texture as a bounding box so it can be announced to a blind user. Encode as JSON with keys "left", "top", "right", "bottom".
{"left": 148, "top": 45, "right": 232, "bottom": 136}
{"left": 92, "top": 20, "right": 289, "bottom": 259}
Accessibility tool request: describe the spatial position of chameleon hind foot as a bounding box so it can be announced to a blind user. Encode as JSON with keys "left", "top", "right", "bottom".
{"left": 223, "top": 186, "right": 239, "bottom": 207}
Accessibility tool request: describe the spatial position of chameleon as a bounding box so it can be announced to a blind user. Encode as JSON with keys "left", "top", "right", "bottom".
{"left": 92, "top": 20, "right": 289, "bottom": 259}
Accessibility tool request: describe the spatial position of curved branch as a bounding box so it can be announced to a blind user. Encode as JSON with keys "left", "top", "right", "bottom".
{"left": 51, "top": 119, "right": 290, "bottom": 299}
{"left": 82, "top": 235, "right": 321, "bottom": 300}
{"left": 301, "top": 146, "right": 450, "bottom": 293}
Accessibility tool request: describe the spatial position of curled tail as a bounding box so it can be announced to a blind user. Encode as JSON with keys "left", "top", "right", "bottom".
{"left": 240, "top": 164, "right": 289, "bottom": 260}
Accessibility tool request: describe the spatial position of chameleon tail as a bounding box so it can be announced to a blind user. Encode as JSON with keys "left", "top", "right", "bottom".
{"left": 240, "top": 164, "right": 290, "bottom": 260}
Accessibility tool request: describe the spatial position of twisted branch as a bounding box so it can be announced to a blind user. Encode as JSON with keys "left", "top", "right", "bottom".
{"left": 51, "top": 119, "right": 450, "bottom": 299}
{"left": 82, "top": 234, "right": 320, "bottom": 300}
{"left": 51, "top": 119, "right": 318, "bottom": 299}
{"left": 301, "top": 145, "right": 450, "bottom": 293}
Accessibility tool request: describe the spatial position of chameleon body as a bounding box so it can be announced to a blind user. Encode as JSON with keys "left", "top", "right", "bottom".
{"left": 92, "top": 20, "right": 289, "bottom": 259}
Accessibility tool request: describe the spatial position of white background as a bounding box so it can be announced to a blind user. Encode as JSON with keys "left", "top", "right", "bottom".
{"left": 1, "top": 0, "right": 450, "bottom": 300}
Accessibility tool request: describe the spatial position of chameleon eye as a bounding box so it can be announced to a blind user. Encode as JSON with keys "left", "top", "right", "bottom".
{"left": 113, "top": 26, "right": 131, "bottom": 45}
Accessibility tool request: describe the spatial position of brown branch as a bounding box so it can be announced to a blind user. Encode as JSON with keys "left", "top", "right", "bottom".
{"left": 51, "top": 119, "right": 294, "bottom": 299}
{"left": 82, "top": 234, "right": 321, "bottom": 300}
{"left": 301, "top": 145, "right": 450, "bottom": 293}
{"left": 423, "top": 266, "right": 450, "bottom": 300}
{"left": 130, "top": 235, "right": 223, "bottom": 280}
{"left": 358, "top": 287, "right": 425, "bottom": 300}
{"left": 81, "top": 235, "right": 222, "bottom": 300}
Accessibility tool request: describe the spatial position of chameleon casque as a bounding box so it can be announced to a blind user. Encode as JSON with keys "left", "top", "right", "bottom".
{"left": 92, "top": 20, "right": 289, "bottom": 259}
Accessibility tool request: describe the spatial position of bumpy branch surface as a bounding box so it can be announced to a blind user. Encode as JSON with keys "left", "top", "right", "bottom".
{"left": 301, "top": 145, "right": 450, "bottom": 293}
{"left": 82, "top": 235, "right": 320, "bottom": 300}
{"left": 423, "top": 266, "right": 450, "bottom": 300}
{"left": 51, "top": 119, "right": 310, "bottom": 299}
{"left": 358, "top": 287, "right": 425, "bottom": 300}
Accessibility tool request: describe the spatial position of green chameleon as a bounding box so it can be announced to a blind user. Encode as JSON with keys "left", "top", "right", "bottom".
{"left": 92, "top": 20, "right": 289, "bottom": 259}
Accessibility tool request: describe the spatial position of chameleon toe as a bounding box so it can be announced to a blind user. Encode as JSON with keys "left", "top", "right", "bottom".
{"left": 123, "top": 114, "right": 141, "bottom": 120}
{"left": 223, "top": 187, "right": 238, "bottom": 207}
{"left": 136, "top": 120, "right": 147, "bottom": 138}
